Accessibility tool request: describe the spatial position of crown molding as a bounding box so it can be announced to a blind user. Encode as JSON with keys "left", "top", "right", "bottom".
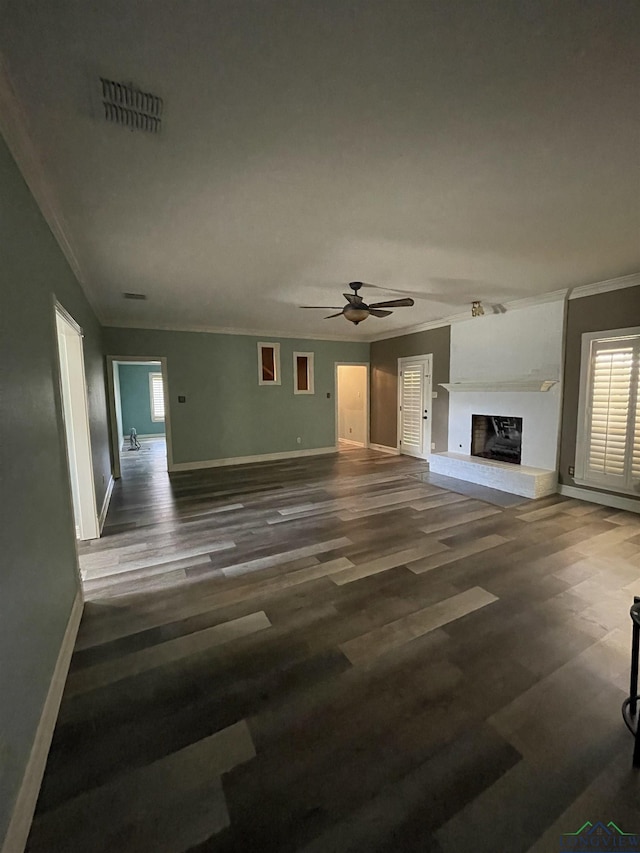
{"left": 568, "top": 271, "right": 640, "bottom": 300}
{"left": 367, "top": 288, "right": 569, "bottom": 342}
{"left": 0, "top": 52, "right": 103, "bottom": 320}
{"left": 102, "top": 319, "right": 368, "bottom": 344}
{"left": 368, "top": 271, "right": 640, "bottom": 343}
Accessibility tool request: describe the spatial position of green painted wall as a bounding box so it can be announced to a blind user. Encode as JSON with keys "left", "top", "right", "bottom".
{"left": 104, "top": 328, "right": 369, "bottom": 464}
{"left": 0, "top": 134, "right": 111, "bottom": 844}
{"left": 118, "top": 363, "right": 165, "bottom": 436}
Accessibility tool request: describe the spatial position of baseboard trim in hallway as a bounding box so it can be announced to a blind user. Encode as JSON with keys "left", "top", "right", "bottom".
{"left": 169, "top": 445, "right": 338, "bottom": 472}
{"left": 98, "top": 476, "right": 114, "bottom": 534}
{"left": 2, "top": 590, "right": 83, "bottom": 853}
{"left": 368, "top": 442, "right": 399, "bottom": 455}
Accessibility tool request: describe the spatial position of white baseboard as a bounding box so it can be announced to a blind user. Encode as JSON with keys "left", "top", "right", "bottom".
{"left": 98, "top": 475, "right": 114, "bottom": 534}
{"left": 558, "top": 484, "right": 640, "bottom": 514}
{"left": 2, "top": 590, "right": 83, "bottom": 853}
{"left": 369, "top": 443, "right": 399, "bottom": 455}
{"left": 338, "top": 438, "right": 366, "bottom": 448}
{"left": 169, "top": 446, "right": 338, "bottom": 473}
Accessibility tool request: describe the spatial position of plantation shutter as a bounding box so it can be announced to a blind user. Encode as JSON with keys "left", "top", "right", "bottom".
{"left": 581, "top": 335, "right": 640, "bottom": 492}
{"left": 633, "top": 375, "right": 640, "bottom": 480}
{"left": 150, "top": 373, "right": 165, "bottom": 421}
{"left": 400, "top": 364, "right": 424, "bottom": 454}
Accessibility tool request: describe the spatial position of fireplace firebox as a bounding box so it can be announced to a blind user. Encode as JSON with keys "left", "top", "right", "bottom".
{"left": 471, "top": 415, "right": 522, "bottom": 465}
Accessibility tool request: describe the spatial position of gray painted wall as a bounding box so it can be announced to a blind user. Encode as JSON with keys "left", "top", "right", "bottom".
{"left": 0, "top": 134, "right": 111, "bottom": 843}
{"left": 118, "top": 363, "right": 165, "bottom": 437}
{"left": 559, "top": 284, "right": 640, "bottom": 502}
{"left": 104, "top": 327, "right": 369, "bottom": 463}
{"left": 370, "top": 326, "right": 451, "bottom": 450}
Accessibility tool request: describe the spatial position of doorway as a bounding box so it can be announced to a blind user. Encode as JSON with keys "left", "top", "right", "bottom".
{"left": 335, "top": 363, "right": 369, "bottom": 449}
{"left": 55, "top": 304, "right": 99, "bottom": 540}
{"left": 106, "top": 356, "right": 172, "bottom": 479}
{"left": 397, "top": 354, "right": 432, "bottom": 460}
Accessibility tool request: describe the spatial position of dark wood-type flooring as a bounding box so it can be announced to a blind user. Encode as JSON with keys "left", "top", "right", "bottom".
{"left": 27, "top": 439, "right": 640, "bottom": 852}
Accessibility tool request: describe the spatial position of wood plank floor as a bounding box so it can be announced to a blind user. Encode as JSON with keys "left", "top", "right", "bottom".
{"left": 27, "top": 439, "right": 640, "bottom": 852}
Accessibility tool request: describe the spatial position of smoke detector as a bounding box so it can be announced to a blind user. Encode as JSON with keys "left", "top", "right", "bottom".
{"left": 100, "top": 78, "right": 163, "bottom": 133}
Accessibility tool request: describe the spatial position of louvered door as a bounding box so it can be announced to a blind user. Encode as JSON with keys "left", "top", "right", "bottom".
{"left": 578, "top": 333, "right": 640, "bottom": 493}
{"left": 398, "top": 356, "right": 432, "bottom": 459}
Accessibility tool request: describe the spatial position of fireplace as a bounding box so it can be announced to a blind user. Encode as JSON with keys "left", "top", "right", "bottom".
{"left": 471, "top": 415, "right": 522, "bottom": 465}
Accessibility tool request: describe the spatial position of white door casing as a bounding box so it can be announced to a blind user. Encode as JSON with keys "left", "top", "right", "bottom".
{"left": 55, "top": 304, "right": 100, "bottom": 541}
{"left": 334, "top": 362, "right": 370, "bottom": 449}
{"left": 106, "top": 355, "right": 174, "bottom": 478}
{"left": 398, "top": 355, "right": 432, "bottom": 459}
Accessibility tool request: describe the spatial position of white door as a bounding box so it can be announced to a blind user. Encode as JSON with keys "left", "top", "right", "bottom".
{"left": 398, "top": 355, "right": 432, "bottom": 459}
{"left": 56, "top": 307, "right": 100, "bottom": 541}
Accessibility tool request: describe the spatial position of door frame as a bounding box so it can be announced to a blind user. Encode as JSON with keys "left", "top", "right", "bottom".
{"left": 397, "top": 354, "right": 433, "bottom": 460}
{"left": 54, "top": 300, "right": 100, "bottom": 541}
{"left": 106, "top": 355, "right": 174, "bottom": 478}
{"left": 334, "top": 362, "right": 370, "bottom": 449}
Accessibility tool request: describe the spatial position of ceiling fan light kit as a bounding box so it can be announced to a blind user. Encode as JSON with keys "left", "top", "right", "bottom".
{"left": 300, "top": 281, "right": 415, "bottom": 325}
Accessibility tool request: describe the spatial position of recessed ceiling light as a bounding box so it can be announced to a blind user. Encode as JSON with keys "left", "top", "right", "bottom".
{"left": 122, "top": 292, "right": 147, "bottom": 300}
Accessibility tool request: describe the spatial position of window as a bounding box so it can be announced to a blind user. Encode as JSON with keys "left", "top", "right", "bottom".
{"left": 575, "top": 327, "right": 640, "bottom": 494}
{"left": 149, "top": 372, "right": 165, "bottom": 422}
{"left": 258, "top": 342, "right": 281, "bottom": 385}
{"left": 293, "top": 352, "right": 314, "bottom": 394}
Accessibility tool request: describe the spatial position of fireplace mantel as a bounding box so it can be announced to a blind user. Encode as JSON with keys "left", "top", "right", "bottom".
{"left": 439, "top": 379, "right": 558, "bottom": 393}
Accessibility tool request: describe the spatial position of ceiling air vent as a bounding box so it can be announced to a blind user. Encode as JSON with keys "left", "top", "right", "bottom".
{"left": 123, "top": 292, "right": 147, "bottom": 300}
{"left": 101, "top": 78, "right": 163, "bottom": 133}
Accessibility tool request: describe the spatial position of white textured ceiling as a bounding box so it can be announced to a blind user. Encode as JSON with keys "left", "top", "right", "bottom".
{"left": 1, "top": 1, "right": 639, "bottom": 340}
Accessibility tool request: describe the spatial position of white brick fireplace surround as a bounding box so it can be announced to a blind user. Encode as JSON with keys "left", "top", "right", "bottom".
{"left": 432, "top": 300, "right": 565, "bottom": 499}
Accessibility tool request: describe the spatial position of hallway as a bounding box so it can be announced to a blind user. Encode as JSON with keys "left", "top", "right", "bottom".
{"left": 27, "top": 449, "right": 640, "bottom": 852}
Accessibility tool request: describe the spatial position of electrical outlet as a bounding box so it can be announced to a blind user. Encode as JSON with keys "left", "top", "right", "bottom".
{"left": 297, "top": 436, "right": 302, "bottom": 444}
{"left": 568, "top": 466, "right": 575, "bottom": 476}
{"left": 431, "top": 442, "right": 435, "bottom": 450}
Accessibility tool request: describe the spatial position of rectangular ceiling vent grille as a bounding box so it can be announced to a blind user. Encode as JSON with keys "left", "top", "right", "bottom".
{"left": 100, "top": 78, "right": 163, "bottom": 133}
{"left": 123, "top": 292, "right": 147, "bottom": 300}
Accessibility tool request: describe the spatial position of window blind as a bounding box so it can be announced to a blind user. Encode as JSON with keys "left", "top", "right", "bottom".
{"left": 150, "top": 373, "right": 165, "bottom": 421}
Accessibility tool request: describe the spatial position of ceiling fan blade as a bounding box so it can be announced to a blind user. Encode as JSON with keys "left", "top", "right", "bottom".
{"left": 324, "top": 312, "right": 345, "bottom": 319}
{"left": 369, "top": 309, "right": 393, "bottom": 318}
{"left": 368, "top": 297, "right": 415, "bottom": 308}
{"left": 343, "top": 293, "right": 363, "bottom": 304}
{"left": 300, "top": 306, "right": 344, "bottom": 309}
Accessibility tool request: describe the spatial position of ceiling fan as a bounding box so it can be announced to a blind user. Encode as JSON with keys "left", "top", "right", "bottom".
{"left": 300, "top": 281, "right": 414, "bottom": 325}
